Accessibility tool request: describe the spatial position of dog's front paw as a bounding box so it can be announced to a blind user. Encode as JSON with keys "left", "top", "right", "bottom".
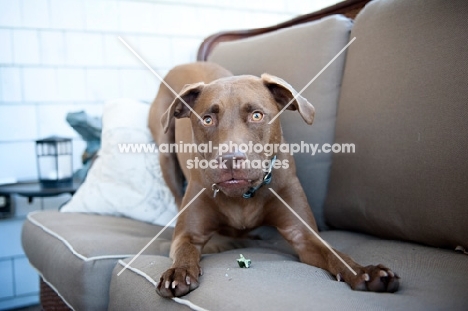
{"left": 340, "top": 264, "right": 400, "bottom": 293}
{"left": 156, "top": 267, "right": 200, "bottom": 298}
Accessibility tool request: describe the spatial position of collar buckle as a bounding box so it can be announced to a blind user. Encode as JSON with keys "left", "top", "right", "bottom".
{"left": 243, "top": 155, "right": 277, "bottom": 199}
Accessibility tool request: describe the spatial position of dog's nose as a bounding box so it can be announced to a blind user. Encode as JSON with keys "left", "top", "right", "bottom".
{"left": 221, "top": 152, "right": 247, "bottom": 170}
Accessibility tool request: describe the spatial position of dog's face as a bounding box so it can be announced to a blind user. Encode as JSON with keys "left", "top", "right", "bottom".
{"left": 162, "top": 74, "right": 315, "bottom": 197}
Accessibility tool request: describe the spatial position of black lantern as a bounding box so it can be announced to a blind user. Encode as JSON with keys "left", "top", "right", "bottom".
{"left": 36, "top": 136, "right": 73, "bottom": 188}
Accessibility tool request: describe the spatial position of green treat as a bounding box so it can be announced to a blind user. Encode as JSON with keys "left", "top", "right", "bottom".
{"left": 237, "top": 254, "right": 251, "bottom": 268}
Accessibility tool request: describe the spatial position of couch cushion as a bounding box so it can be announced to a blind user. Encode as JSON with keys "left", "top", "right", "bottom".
{"left": 208, "top": 15, "right": 353, "bottom": 230}
{"left": 21, "top": 211, "right": 173, "bottom": 310}
{"left": 21, "top": 211, "right": 289, "bottom": 310}
{"left": 109, "top": 231, "right": 468, "bottom": 310}
{"left": 324, "top": 0, "right": 468, "bottom": 248}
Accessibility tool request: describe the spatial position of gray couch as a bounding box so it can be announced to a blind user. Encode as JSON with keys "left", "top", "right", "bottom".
{"left": 22, "top": 0, "right": 468, "bottom": 310}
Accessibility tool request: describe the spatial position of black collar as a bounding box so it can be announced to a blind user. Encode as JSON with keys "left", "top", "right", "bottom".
{"left": 243, "top": 155, "right": 277, "bottom": 199}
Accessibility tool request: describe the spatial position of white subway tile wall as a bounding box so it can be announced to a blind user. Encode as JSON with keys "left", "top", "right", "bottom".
{"left": 0, "top": 29, "right": 13, "bottom": 64}
{"left": 0, "top": 141, "right": 37, "bottom": 181}
{"left": 39, "top": 31, "right": 66, "bottom": 66}
{"left": 0, "top": 105, "right": 37, "bottom": 141}
{"left": 12, "top": 30, "right": 41, "bottom": 65}
{"left": 21, "top": 0, "right": 51, "bottom": 29}
{"left": 0, "top": 0, "right": 340, "bottom": 182}
{"left": 0, "top": 67, "right": 22, "bottom": 101}
{"left": 0, "top": 0, "right": 22, "bottom": 28}
{"left": 0, "top": 260, "right": 14, "bottom": 300}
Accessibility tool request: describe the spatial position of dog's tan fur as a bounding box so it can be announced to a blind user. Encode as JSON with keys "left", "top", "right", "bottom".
{"left": 149, "top": 62, "right": 399, "bottom": 297}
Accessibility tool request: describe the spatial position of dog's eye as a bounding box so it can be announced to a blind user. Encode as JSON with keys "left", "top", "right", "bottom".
{"left": 203, "top": 116, "right": 214, "bottom": 126}
{"left": 251, "top": 111, "right": 264, "bottom": 122}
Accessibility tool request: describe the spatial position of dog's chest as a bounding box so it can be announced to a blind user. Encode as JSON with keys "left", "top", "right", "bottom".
{"left": 219, "top": 201, "right": 264, "bottom": 230}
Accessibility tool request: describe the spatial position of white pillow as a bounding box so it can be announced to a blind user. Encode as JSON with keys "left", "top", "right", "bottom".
{"left": 61, "top": 99, "right": 178, "bottom": 226}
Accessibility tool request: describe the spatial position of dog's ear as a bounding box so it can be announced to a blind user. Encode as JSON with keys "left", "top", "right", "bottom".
{"left": 261, "top": 73, "right": 315, "bottom": 125}
{"left": 161, "top": 82, "right": 205, "bottom": 133}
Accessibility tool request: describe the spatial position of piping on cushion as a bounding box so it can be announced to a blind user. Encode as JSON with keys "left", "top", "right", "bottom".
{"left": 27, "top": 211, "right": 136, "bottom": 261}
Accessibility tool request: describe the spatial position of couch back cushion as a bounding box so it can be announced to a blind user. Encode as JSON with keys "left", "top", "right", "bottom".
{"left": 325, "top": 0, "right": 468, "bottom": 248}
{"left": 208, "top": 15, "right": 353, "bottom": 230}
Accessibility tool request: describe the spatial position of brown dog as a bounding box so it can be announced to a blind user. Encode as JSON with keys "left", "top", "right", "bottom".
{"left": 148, "top": 62, "right": 399, "bottom": 298}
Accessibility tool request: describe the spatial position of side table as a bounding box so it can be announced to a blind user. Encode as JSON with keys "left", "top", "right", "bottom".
{"left": 0, "top": 181, "right": 81, "bottom": 218}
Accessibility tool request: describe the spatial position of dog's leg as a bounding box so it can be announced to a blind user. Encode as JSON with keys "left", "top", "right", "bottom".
{"left": 156, "top": 188, "right": 214, "bottom": 298}
{"left": 266, "top": 187, "right": 399, "bottom": 293}
{"left": 156, "top": 233, "right": 205, "bottom": 297}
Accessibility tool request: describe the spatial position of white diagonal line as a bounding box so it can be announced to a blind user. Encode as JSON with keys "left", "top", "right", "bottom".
{"left": 117, "top": 188, "right": 206, "bottom": 276}
{"left": 268, "top": 37, "right": 356, "bottom": 124}
{"left": 268, "top": 188, "right": 357, "bottom": 275}
{"left": 118, "top": 36, "right": 203, "bottom": 122}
